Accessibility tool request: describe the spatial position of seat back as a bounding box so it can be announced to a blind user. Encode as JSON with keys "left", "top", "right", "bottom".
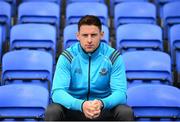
{"left": 66, "top": 2, "right": 108, "bottom": 26}
{"left": 63, "top": 24, "right": 109, "bottom": 49}
{"left": 127, "top": 84, "right": 180, "bottom": 121}
{"left": 0, "top": 1, "right": 11, "bottom": 42}
{"left": 110, "top": 0, "right": 149, "bottom": 17}
{"left": 18, "top": 1, "right": 60, "bottom": 35}
{"left": 0, "top": 84, "right": 49, "bottom": 121}
{"left": 116, "top": 24, "right": 163, "bottom": 52}
{"left": 0, "top": 0, "right": 16, "bottom": 16}
{"left": 2, "top": 50, "right": 53, "bottom": 91}
{"left": 114, "top": 2, "right": 156, "bottom": 28}
{"left": 0, "top": 1, "right": 11, "bottom": 25}
{"left": 169, "top": 24, "right": 180, "bottom": 82}
{"left": 22, "top": 0, "right": 61, "bottom": 6}
{"left": 0, "top": 26, "right": 2, "bottom": 64}
{"left": 10, "top": 24, "right": 56, "bottom": 63}
{"left": 122, "top": 51, "right": 172, "bottom": 87}
{"left": 155, "top": 0, "right": 180, "bottom": 17}
{"left": 170, "top": 24, "right": 180, "bottom": 66}
{"left": 67, "top": 0, "right": 105, "bottom": 4}
{"left": 162, "top": 1, "right": 180, "bottom": 39}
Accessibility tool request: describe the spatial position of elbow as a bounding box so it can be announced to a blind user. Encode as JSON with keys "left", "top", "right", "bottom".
{"left": 119, "top": 92, "right": 127, "bottom": 104}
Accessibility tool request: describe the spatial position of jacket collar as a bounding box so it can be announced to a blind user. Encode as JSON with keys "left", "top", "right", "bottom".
{"left": 78, "top": 42, "right": 101, "bottom": 59}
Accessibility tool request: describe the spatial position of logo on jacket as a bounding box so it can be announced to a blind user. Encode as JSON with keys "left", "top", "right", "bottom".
{"left": 99, "top": 68, "right": 108, "bottom": 76}
{"left": 74, "top": 68, "right": 82, "bottom": 74}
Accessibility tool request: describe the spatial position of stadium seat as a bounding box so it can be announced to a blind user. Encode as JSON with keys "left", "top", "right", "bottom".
{"left": 0, "top": 84, "right": 49, "bottom": 121}
{"left": 169, "top": 24, "right": 180, "bottom": 82}
{"left": 154, "top": 0, "right": 179, "bottom": 17}
{"left": 0, "top": 26, "right": 3, "bottom": 64}
{"left": 162, "top": 1, "right": 180, "bottom": 39}
{"left": 67, "top": 0, "right": 105, "bottom": 4}
{"left": 116, "top": 24, "right": 163, "bottom": 52}
{"left": 0, "top": 1, "right": 11, "bottom": 42}
{"left": 10, "top": 23, "right": 56, "bottom": 64}
{"left": 1, "top": 50, "right": 53, "bottom": 91}
{"left": 0, "top": 0, "right": 16, "bottom": 16}
{"left": 110, "top": 0, "right": 149, "bottom": 16}
{"left": 114, "top": 2, "right": 156, "bottom": 29}
{"left": 63, "top": 24, "right": 109, "bottom": 49}
{"left": 66, "top": 2, "right": 108, "bottom": 26}
{"left": 122, "top": 51, "right": 172, "bottom": 87}
{"left": 127, "top": 84, "right": 180, "bottom": 121}
{"left": 21, "top": 0, "right": 61, "bottom": 6}
{"left": 18, "top": 1, "right": 60, "bottom": 36}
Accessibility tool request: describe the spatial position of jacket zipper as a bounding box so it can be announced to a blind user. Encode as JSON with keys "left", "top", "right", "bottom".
{"left": 87, "top": 55, "right": 91, "bottom": 100}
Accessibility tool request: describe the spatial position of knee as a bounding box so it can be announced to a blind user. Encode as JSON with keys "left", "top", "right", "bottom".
{"left": 113, "top": 105, "right": 134, "bottom": 121}
{"left": 44, "top": 103, "right": 65, "bottom": 121}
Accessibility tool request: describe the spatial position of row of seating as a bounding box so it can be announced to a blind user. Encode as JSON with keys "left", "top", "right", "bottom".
{"left": 0, "top": 0, "right": 179, "bottom": 50}
{"left": 2, "top": 1, "right": 180, "bottom": 34}
{"left": 1, "top": 84, "right": 180, "bottom": 121}
{"left": 0, "top": 50, "right": 174, "bottom": 91}
{"left": 1, "top": 1, "right": 180, "bottom": 43}
{"left": 2, "top": 23, "right": 180, "bottom": 70}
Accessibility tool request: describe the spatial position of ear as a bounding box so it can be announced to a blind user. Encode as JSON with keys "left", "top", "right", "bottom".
{"left": 76, "top": 32, "right": 80, "bottom": 41}
{"left": 100, "top": 31, "right": 104, "bottom": 40}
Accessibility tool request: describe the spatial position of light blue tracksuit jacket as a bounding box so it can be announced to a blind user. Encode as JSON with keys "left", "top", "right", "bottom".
{"left": 52, "top": 42, "right": 127, "bottom": 111}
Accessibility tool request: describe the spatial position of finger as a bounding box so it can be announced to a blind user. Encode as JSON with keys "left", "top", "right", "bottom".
{"left": 84, "top": 109, "right": 94, "bottom": 119}
{"left": 84, "top": 113, "right": 93, "bottom": 119}
{"left": 86, "top": 109, "right": 95, "bottom": 117}
{"left": 92, "top": 111, "right": 101, "bottom": 119}
{"left": 92, "top": 109, "right": 101, "bottom": 115}
{"left": 93, "top": 113, "right": 100, "bottom": 119}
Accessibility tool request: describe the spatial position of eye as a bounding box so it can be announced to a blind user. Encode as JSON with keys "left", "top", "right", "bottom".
{"left": 82, "top": 34, "right": 88, "bottom": 38}
{"left": 91, "top": 34, "right": 98, "bottom": 38}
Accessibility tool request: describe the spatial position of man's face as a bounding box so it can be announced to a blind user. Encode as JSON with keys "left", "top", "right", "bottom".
{"left": 76, "top": 25, "right": 104, "bottom": 53}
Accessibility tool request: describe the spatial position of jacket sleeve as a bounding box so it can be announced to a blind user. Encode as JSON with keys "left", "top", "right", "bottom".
{"left": 51, "top": 55, "right": 84, "bottom": 111}
{"left": 101, "top": 55, "right": 127, "bottom": 109}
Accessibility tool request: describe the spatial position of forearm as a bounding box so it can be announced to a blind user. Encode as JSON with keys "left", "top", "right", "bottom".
{"left": 101, "top": 91, "right": 126, "bottom": 109}
{"left": 52, "top": 89, "right": 84, "bottom": 111}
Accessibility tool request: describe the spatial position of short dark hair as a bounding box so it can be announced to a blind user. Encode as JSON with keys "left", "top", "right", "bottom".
{"left": 78, "top": 15, "right": 102, "bottom": 31}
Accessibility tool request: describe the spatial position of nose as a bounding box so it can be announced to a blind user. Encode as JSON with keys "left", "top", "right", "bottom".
{"left": 87, "top": 35, "right": 92, "bottom": 43}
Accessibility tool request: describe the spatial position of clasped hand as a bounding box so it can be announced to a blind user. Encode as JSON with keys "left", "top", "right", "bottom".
{"left": 82, "top": 99, "right": 103, "bottom": 119}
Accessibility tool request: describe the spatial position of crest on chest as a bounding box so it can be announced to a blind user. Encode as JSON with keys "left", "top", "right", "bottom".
{"left": 99, "top": 68, "right": 108, "bottom": 76}
{"left": 74, "top": 68, "right": 82, "bottom": 74}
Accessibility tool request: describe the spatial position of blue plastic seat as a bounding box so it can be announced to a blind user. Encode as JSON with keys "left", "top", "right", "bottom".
{"left": 0, "top": 0, "right": 16, "bottom": 16}
{"left": 18, "top": 1, "right": 60, "bottom": 36}
{"left": 21, "top": 0, "right": 61, "bottom": 6}
{"left": 10, "top": 23, "right": 56, "bottom": 64}
{"left": 63, "top": 24, "right": 109, "bottom": 49}
{"left": 116, "top": 24, "right": 163, "bottom": 52}
{"left": 0, "top": 26, "right": 3, "bottom": 64}
{"left": 162, "top": 1, "right": 180, "bottom": 39}
{"left": 67, "top": 0, "right": 105, "bottom": 4}
{"left": 169, "top": 24, "right": 180, "bottom": 81}
{"left": 127, "top": 84, "right": 180, "bottom": 121}
{"left": 66, "top": 2, "right": 108, "bottom": 26}
{"left": 1, "top": 50, "right": 53, "bottom": 91}
{"left": 114, "top": 2, "right": 156, "bottom": 29}
{"left": 0, "top": 84, "right": 49, "bottom": 121}
{"left": 110, "top": 0, "right": 149, "bottom": 16}
{"left": 0, "top": 1, "right": 11, "bottom": 42}
{"left": 154, "top": 0, "right": 179, "bottom": 17}
{"left": 122, "top": 51, "right": 172, "bottom": 87}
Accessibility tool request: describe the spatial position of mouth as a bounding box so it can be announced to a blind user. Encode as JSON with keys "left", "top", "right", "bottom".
{"left": 86, "top": 45, "right": 93, "bottom": 48}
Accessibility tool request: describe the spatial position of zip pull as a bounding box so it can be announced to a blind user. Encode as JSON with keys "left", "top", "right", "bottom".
{"left": 88, "top": 53, "right": 92, "bottom": 57}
